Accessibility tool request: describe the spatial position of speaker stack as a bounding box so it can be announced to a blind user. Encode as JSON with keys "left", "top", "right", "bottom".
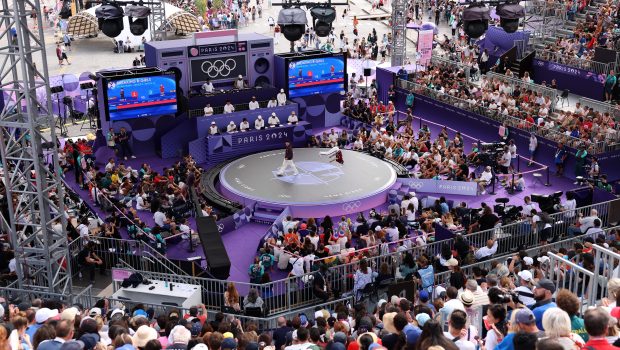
{"left": 247, "top": 40, "right": 274, "bottom": 88}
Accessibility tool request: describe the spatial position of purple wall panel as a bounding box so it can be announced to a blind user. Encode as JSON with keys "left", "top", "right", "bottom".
{"left": 531, "top": 59, "right": 605, "bottom": 101}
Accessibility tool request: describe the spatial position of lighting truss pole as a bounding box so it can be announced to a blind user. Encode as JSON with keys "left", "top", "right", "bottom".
{"left": 0, "top": 0, "right": 72, "bottom": 293}
{"left": 390, "top": 0, "right": 407, "bottom": 67}
{"left": 148, "top": 0, "right": 166, "bottom": 41}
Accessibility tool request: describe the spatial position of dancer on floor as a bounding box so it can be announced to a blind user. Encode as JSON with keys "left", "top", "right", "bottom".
{"left": 276, "top": 141, "right": 299, "bottom": 176}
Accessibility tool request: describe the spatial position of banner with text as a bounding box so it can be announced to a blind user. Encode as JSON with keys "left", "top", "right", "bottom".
{"left": 417, "top": 30, "right": 434, "bottom": 65}
{"left": 397, "top": 178, "right": 478, "bottom": 196}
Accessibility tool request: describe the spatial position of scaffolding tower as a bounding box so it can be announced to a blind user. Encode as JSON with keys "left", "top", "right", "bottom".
{"left": 390, "top": 0, "right": 407, "bottom": 67}
{"left": 0, "top": 0, "right": 72, "bottom": 293}
{"left": 148, "top": 0, "right": 167, "bottom": 41}
{"left": 522, "top": 0, "right": 567, "bottom": 49}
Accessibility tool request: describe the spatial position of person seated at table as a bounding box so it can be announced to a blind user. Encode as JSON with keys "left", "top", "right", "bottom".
{"left": 507, "top": 173, "right": 525, "bottom": 191}
{"left": 248, "top": 96, "right": 260, "bottom": 110}
{"left": 277, "top": 89, "right": 287, "bottom": 106}
{"left": 234, "top": 75, "right": 246, "bottom": 89}
{"left": 208, "top": 121, "right": 219, "bottom": 135}
{"left": 203, "top": 103, "right": 214, "bottom": 116}
{"left": 240, "top": 118, "right": 250, "bottom": 131}
{"left": 267, "top": 96, "right": 278, "bottom": 108}
{"left": 202, "top": 79, "right": 214, "bottom": 93}
{"left": 255, "top": 115, "right": 265, "bottom": 129}
{"left": 227, "top": 120, "right": 238, "bottom": 133}
{"left": 288, "top": 111, "right": 298, "bottom": 124}
{"left": 223, "top": 101, "right": 235, "bottom": 114}
{"left": 268, "top": 112, "right": 280, "bottom": 127}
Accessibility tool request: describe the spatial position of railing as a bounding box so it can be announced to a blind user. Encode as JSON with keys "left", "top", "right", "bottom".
{"left": 0, "top": 285, "right": 94, "bottom": 308}
{"left": 536, "top": 49, "right": 615, "bottom": 75}
{"left": 591, "top": 243, "right": 620, "bottom": 305}
{"left": 397, "top": 79, "right": 609, "bottom": 154}
{"left": 188, "top": 100, "right": 294, "bottom": 118}
{"left": 485, "top": 72, "right": 558, "bottom": 112}
{"left": 548, "top": 252, "right": 597, "bottom": 310}
{"left": 576, "top": 96, "right": 620, "bottom": 152}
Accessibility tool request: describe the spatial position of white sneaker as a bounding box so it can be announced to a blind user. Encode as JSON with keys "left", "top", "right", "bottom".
{"left": 124, "top": 157, "right": 128, "bottom": 160}
{"left": 131, "top": 155, "right": 136, "bottom": 159}
{"left": 481, "top": 190, "right": 486, "bottom": 195}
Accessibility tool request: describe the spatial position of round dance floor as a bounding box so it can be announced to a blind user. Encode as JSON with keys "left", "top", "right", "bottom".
{"left": 219, "top": 148, "right": 397, "bottom": 217}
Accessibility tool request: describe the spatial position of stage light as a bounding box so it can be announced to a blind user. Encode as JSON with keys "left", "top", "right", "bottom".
{"left": 310, "top": 6, "right": 336, "bottom": 37}
{"left": 95, "top": 1, "right": 125, "bottom": 38}
{"left": 496, "top": 3, "right": 525, "bottom": 33}
{"left": 277, "top": 7, "right": 307, "bottom": 42}
{"left": 125, "top": 4, "right": 151, "bottom": 36}
{"left": 462, "top": 3, "right": 490, "bottom": 38}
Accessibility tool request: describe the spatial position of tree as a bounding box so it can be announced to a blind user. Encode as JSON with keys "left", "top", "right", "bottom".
{"left": 211, "top": 0, "right": 224, "bottom": 11}
{"left": 195, "top": 0, "right": 207, "bottom": 17}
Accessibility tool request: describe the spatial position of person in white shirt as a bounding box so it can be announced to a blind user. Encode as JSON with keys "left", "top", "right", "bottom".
{"left": 77, "top": 218, "right": 90, "bottom": 241}
{"left": 135, "top": 193, "right": 149, "bottom": 210}
{"left": 444, "top": 310, "right": 477, "bottom": 350}
{"left": 203, "top": 104, "right": 214, "bottom": 116}
{"left": 208, "top": 122, "right": 219, "bottom": 135}
{"left": 234, "top": 75, "right": 246, "bottom": 89}
{"left": 202, "top": 79, "right": 214, "bottom": 93}
{"left": 475, "top": 166, "right": 493, "bottom": 195}
{"left": 568, "top": 209, "right": 599, "bottom": 236}
{"left": 528, "top": 132, "right": 537, "bottom": 166}
{"left": 267, "top": 97, "right": 278, "bottom": 108}
{"left": 277, "top": 89, "right": 287, "bottom": 106}
{"left": 515, "top": 270, "right": 536, "bottom": 307}
{"left": 248, "top": 96, "right": 260, "bottom": 110}
{"left": 255, "top": 115, "right": 265, "bottom": 129}
{"left": 558, "top": 191, "right": 577, "bottom": 220}
{"left": 223, "top": 101, "right": 235, "bottom": 114}
{"left": 287, "top": 111, "right": 298, "bottom": 124}
{"left": 105, "top": 158, "right": 116, "bottom": 172}
{"left": 268, "top": 112, "right": 280, "bottom": 127}
{"left": 240, "top": 118, "right": 250, "bottom": 131}
{"left": 474, "top": 237, "right": 498, "bottom": 260}
{"left": 327, "top": 129, "right": 338, "bottom": 147}
{"left": 227, "top": 121, "right": 237, "bottom": 133}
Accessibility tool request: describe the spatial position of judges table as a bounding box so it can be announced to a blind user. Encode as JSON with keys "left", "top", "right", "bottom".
{"left": 188, "top": 86, "right": 278, "bottom": 110}
{"left": 111, "top": 279, "right": 202, "bottom": 309}
{"left": 188, "top": 121, "right": 311, "bottom": 164}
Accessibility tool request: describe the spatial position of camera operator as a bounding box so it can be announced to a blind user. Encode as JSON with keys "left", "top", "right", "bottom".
{"left": 498, "top": 146, "right": 512, "bottom": 185}
{"left": 468, "top": 206, "right": 499, "bottom": 234}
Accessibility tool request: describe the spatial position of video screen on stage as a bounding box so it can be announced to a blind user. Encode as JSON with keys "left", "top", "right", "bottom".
{"left": 287, "top": 54, "right": 346, "bottom": 98}
{"left": 190, "top": 54, "right": 247, "bottom": 83}
{"left": 104, "top": 73, "right": 178, "bottom": 121}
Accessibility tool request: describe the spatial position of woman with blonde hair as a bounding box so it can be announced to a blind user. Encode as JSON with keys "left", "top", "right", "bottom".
{"left": 541, "top": 307, "right": 585, "bottom": 349}
{"left": 0, "top": 324, "right": 9, "bottom": 350}
{"left": 224, "top": 282, "right": 241, "bottom": 311}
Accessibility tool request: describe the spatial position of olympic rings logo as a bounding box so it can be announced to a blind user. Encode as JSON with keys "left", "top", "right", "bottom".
{"left": 217, "top": 223, "right": 225, "bottom": 233}
{"left": 408, "top": 182, "right": 424, "bottom": 189}
{"left": 342, "top": 201, "right": 361, "bottom": 212}
{"left": 201, "top": 58, "right": 237, "bottom": 78}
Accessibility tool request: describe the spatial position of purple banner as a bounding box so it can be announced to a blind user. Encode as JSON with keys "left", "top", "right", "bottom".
{"left": 397, "top": 178, "right": 478, "bottom": 196}
{"left": 532, "top": 59, "right": 605, "bottom": 100}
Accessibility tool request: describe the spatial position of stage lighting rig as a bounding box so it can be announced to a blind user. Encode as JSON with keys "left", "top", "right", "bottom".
{"left": 310, "top": 5, "right": 336, "bottom": 37}
{"left": 460, "top": 0, "right": 525, "bottom": 37}
{"left": 125, "top": 4, "right": 151, "bottom": 36}
{"left": 277, "top": 7, "right": 308, "bottom": 42}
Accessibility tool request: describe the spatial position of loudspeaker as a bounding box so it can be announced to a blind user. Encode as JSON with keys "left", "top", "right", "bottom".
{"left": 156, "top": 50, "right": 189, "bottom": 97}
{"left": 363, "top": 68, "right": 371, "bottom": 77}
{"left": 50, "top": 86, "right": 64, "bottom": 94}
{"left": 247, "top": 40, "right": 274, "bottom": 88}
{"left": 196, "top": 216, "right": 231, "bottom": 280}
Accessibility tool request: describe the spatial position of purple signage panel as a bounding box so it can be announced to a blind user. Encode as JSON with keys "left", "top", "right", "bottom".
{"left": 532, "top": 59, "right": 605, "bottom": 101}
{"left": 397, "top": 178, "right": 478, "bottom": 196}
{"left": 187, "top": 41, "right": 247, "bottom": 57}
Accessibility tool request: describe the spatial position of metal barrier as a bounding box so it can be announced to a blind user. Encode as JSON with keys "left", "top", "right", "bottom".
{"left": 547, "top": 252, "right": 597, "bottom": 310}
{"left": 398, "top": 79, "right": 608, "bottom": 154}
{"left": 536, "top": 49, "right": 615, "bottom": 75}
{"left": 485, "top": 72, "right": 558, "bottom": 112}
{"left": 0, "top": 284, "right": 94, "bottom": 308}
{"left": 591, "top": 243, "right": 620, "bottom": 305}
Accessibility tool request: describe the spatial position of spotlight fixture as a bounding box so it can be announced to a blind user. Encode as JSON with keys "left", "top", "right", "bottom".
{"left": 462, "top": 3, "right": 490, "bottom": 38}
{"left": 310, "top": 6, "right": 336, "bottom": 37}
{"left": 496, "top": 2, "right": 525, "bottom": 33}
{"left": 277, "top": 7, "right": 308, "bottom": 42}
{"left": 95, "top": 1, "right": 125, "bottom": 38}
{"left": 125, "top": 4, "right": 151, "bottom": 36}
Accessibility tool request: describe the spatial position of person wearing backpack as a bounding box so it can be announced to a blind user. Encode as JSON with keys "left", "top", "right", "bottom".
{"left": 260, "top": 248, "right": 275, "bottom": 272}
{"left": 248, "top": 256, "right": 264, "bottom": 284}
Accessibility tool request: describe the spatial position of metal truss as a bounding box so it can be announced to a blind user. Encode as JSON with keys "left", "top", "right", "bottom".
{"left": 522, "top": 0, "right": 566, "bottom": 46}
{"left": 390, "top": 0, "right": 407, "bottom": 67}
{"left": 0, "top": 0, "right": 71, "bottom": 293}
{"left": 149, "top": 0, "right": 167, "bottom": 40}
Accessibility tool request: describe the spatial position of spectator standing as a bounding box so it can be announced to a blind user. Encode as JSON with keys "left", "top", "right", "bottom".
{"left": 532, "top": 279, "right": 557, "bottom": 331}
{"left": 582, "top": 308, "right": 620, "bottom": 350}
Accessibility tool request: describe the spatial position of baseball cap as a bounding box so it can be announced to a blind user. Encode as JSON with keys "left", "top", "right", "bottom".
{"left": 377, "top": 299, "right": 387, "bottom": 308}
{"left": 222, "top": 332, "right": 234, "bottom": 339}
{"left": 221, "top": 338, "right": 237, "bottom": 350}
{"left": 299, "top": 313, "right": 309, "bottom": 327}
{"left": 89, "top": 308, "right": 102, "bottom": 317}
{"left": 333, "top": 332, "right": 347, "bottom": 344}
{"left": 419, "top": 290, "right": 429, "bottom": 303}
{"left": 35, "top": 308, "right": 59, "bottom": 324}
{"left": 535, "top": 279, "right": 556, "bottom": 293}
{"left": 459, "top": 290, "right": 474, "bottom": 307}
{"left": 522, "top": 257, "right": 534, "bottom": 266}
{"left": 445, "top": 258, "right": 458, "bottom": 267}
{"left": 133, "top": 309, "right": 148, "bottom": 319}
{"left": 61, "top": 307, "right": 79, "bottom": 322}
{"left": 515, "top": 308, "right": 536, "bottom": 325}
{"left": 518, "top": 270, "right": 533, "bottom": 282}
{"left": 17, "top": 302, "right": 32, "bottom": 311}
{"left": 415, "top": 313, "right": 430, "bottom": 327}
{"left": 110, "top": 308, "right": 125, "bottom": 319}
{"left": 60, "top": 340, "right": 85, "bottom": 350}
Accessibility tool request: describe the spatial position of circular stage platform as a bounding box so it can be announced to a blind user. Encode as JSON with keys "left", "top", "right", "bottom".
{"left": 219, "top": 148, "right": 397, "bottom": 217}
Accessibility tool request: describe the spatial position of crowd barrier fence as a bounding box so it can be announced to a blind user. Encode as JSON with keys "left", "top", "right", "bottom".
{"left": 485, "top": 72, "right": 558, "bottom": 112}
{"left": 536, "top": 49, "right": 615, "bottom": 76}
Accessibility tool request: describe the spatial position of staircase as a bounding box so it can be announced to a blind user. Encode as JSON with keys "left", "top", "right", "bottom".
{"left": 251, "top": 202, "right": 286, "bottom": 225}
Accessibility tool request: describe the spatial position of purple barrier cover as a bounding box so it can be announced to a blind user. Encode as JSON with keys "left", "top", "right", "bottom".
{"left": 532, "top": 59, "right": 605, "bottom": 101}
{"left": 396, "top": 178, "right": 478, "bottom": 196}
